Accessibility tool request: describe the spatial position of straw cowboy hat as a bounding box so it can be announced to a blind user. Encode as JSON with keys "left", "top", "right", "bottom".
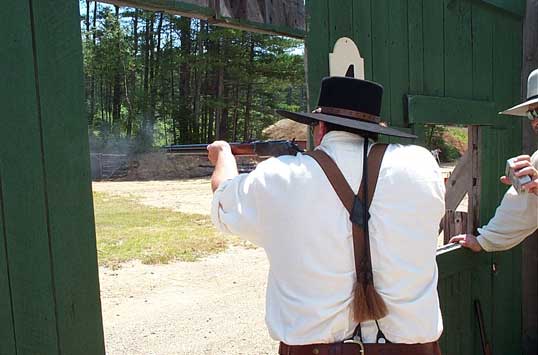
{"left": 501, "top": 68, "right": 538, "bottom": 117}
{"left": 276, "top": 76, "right": 417, "bottom": 139}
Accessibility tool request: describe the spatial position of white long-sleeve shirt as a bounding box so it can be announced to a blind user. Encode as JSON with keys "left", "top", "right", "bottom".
{"left": 477, "top": 150, "right": 538, "bottom": 251}
{"left": 211, "top": 131, "right": 445, "bottom": 345}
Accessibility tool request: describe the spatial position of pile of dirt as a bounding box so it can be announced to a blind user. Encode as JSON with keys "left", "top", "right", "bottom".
{"left": 117, "top": 152, "right": 263, "bottom": 181}
{"left": 262, "top": 119, "right": 308, "bottom": 140}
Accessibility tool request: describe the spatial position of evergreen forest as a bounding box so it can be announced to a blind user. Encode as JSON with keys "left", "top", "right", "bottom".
{"left": 80, "top": 1, "right": 306, "bottom": 153}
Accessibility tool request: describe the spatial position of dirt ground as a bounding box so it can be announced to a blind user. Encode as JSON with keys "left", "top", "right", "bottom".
{"left": 94, "top": 179, "right": 278, "bottom": 355}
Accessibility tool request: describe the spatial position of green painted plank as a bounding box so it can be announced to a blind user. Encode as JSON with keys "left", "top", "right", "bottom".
{"left": 422, "top": 0, "right": 444, "bottom": 96}
{"left": 31, "top": 0, "right": 105, "bottom": 353}
{"left": 305, "top": 0, "right": 330, "bottom": 110}
{"left": 489, "top": 13, "right": 524, "bottom": 354}
{"left": 329, "top": 0, "right": 353, "bottom": 44}
{"left": 407, "top": 95, "right": 497, "bottom": 125}
{"left": 0, "top": 0, "right": 60, "bottom": 353}
{"left": 444, "top": 0, "right": 472, "bottom": 99}
{"left": 388, "top": 0, "right": 408, "bottom": 129}
{"left": 471, "top": 3, "right": 494, "bottom": 101}
{"left": 371, "top": 0, "right": 391, "bottom": 121}
{"left": 408, "top": 0, "right": 424, "bottom": 94}
{"left": 479, "top": 0, "right": 525, "bottom": 17}
{"left": 437, "top": 244, "right": 489, "bottom": 279}
{"left": 0, "top": 172, "right": 16, "bottom": 355}
{"left": 407, "top": 0, "right": 427, "bottom": 146}
{"left": 352, "top": 0, "right": 372, "bottom": 80}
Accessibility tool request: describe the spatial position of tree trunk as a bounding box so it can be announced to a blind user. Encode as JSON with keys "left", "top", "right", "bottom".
{"left": 243, "top": 34, "right": 255, "bottom": 141}
{"left": 112, "top": 6, "right": 122, "bottom": 133}
{"left": 178, "top": 17, "right": 192, "bottom": 143}
{"left": 125, "top": 9, "right": 138, "bottom": 139}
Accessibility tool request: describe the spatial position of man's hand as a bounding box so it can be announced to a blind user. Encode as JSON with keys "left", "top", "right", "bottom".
{"left": 207, "top": 141, "right": 233, "bottom": 166}
{"left": 207, "top": 141, "right": 238, "bottom": 192}
{"left": 500, "top": 155, "right": 538, "bottom": 195}
{"left": 449, "top": 234, "right": 483, "bottom": 252}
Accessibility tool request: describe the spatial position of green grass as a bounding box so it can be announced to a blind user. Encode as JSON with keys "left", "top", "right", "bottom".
{"left": 93, "top": 192, "right": 233, "bottom": 268}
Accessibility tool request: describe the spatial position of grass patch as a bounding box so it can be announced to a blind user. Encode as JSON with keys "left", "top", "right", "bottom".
{"left": 93, "top": 192, "right": 232, "bottom": 268}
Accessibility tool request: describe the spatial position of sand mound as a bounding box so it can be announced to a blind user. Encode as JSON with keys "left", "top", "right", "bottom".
{"left": 262, "top": 119, "right": 308, "bottom": 140}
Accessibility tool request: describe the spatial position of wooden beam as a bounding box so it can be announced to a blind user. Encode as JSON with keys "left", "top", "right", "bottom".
{"left": 102, "top": 0, "right": 306, "bottom": 38}
{"left": 468, "top": 125, "right": 481, "bottom": 234}
{"left": 407, "top": 95, "right": 498, "bottom": 126}
{"left": 445, "top": 150, "right": 471, "bottom": 211}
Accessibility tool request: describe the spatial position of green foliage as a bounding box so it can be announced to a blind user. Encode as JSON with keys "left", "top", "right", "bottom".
{"left": 80, "top": 2, "right": 306, "bottom": 152}
{"left": 425, "top": 125, "right": 467, "bottom": 162}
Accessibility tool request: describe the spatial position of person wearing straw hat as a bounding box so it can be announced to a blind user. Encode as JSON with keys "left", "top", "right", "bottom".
{"left": 208, "top": 76, "right": 444, "bottom": 354}
{"left": 450, "top": 68, "right": 538, "bottom": 252}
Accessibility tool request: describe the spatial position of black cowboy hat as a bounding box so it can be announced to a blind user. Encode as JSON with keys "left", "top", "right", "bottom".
{"left": 276, "top": 76, "right": 416, "bottom": 139}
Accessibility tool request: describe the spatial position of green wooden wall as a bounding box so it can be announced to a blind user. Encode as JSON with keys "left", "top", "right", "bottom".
{"left": 306, "top": 0, "right": 524, "bottom": 354}
{"left": 0, "top": 0, "right": 105, "bottom": 354}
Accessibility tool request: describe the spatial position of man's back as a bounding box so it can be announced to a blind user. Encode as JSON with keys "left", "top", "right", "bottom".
{"left": 211, "top": 131, "right": 445, "bottom": 345}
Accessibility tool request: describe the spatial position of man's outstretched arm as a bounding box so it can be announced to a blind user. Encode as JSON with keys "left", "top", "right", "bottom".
{"left": 207, "top": 140, "right": 239, "bottom": 192}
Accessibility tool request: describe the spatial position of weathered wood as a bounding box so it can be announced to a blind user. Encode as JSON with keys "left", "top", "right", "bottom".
{"left": 443, "top": 210, "right": 468, "bottom": 244}
{"left": 407, "top": 95, "right": 497, "bottom": 126}
{"left": 31, "top": 0, "right": 106, "bottom": 352}
{"left": 468, "top": 126, "right": 481, "bottom": 234}
{"left": 445, "top": 150, "right": 471, "bottom": 211}
{"left": 102, "top": 0, "right": 306, "bottom": 38}
{"left": 521, "top": 1, "right": 538, "bottom": 353}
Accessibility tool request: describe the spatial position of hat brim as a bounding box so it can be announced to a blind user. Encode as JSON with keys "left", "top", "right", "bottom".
{"left": 500, "top": 97, "right": 538, "bottom": 117}
{"left": 275, "top": 110, "right": 417, "bottom": 139}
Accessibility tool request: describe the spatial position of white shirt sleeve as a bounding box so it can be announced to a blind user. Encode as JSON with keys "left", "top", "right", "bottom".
{"left": 210, "top": 157, "right": 291, "bottom": 247}
{"left": 476, "top": 151, "right": 538, "bottom": 252}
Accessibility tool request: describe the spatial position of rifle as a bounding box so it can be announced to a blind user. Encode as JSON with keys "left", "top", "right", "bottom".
{"left": 474, "top": 299, "right": 492, "bottom": 355}
{"left": 162, "top": 139, "right": 306, "bottom": 157}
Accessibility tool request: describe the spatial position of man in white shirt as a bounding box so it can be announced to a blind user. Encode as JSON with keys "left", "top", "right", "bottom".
{"left": 208, "top": 77, "right": 445, "bottom": 354}
{"left": 450, "top": 68, "right": 538, "bottom": 252}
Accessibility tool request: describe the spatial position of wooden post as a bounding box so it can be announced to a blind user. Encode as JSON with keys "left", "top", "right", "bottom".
{"left": 468, "top": 125, "right": 481, "bottom": 234}
{"left": 521, "top": 1, "right": 538, "bottom": 353}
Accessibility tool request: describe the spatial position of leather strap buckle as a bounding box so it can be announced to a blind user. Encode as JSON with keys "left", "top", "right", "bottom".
{"left": 343, "top": 339, "right": 365, "bottom": 354}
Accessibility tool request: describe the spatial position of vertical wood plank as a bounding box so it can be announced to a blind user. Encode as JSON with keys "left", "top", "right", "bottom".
{"left": 407, "top": 0, "right": 427, "bottom": 145}
{"left": 305, "top": 0, "right": 330, "bottom": 110}
{"left": 353, "top": 0, "right": 373, "bottom": 80}
{"left": 444, "top": 0, "right": 473, "bottom": 99}
{"left": 422, "top": 0, "right": 444, "bottom": 96}
{"left": 0, "top": 172, "right": 16, "bottom": 355}
{"left": 30, "top": 0, "right": 106, "bottom": 353}
{"left": 0, "top": 0, "right": 60, "bottom": 353}
{"left": 388, "top": 0, "right": 409, "bottom": 129}
{"left": 471, "top": 2, "right": 493, "bottom": 101}
{"left": 490, "top": 11, "right": 523, "bottom": 355}
{"left": 328, "top": 0, "right": 353, "bottom": 44}
{"left": 371, "top": 0, "right": 391, "bottom": 120}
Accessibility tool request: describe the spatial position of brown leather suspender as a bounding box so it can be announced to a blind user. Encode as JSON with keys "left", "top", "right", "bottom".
{"left": 305, "top": 143, "right": 388, "bottom": 322}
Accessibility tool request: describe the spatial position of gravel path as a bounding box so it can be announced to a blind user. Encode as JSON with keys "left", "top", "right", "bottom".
{"left": 94, "top": 179, "right": 278, "bottom": 354}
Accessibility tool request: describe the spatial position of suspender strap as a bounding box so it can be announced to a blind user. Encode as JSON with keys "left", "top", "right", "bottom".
{"left": 305, "top": 143, "right": 388, "bottom": 322}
